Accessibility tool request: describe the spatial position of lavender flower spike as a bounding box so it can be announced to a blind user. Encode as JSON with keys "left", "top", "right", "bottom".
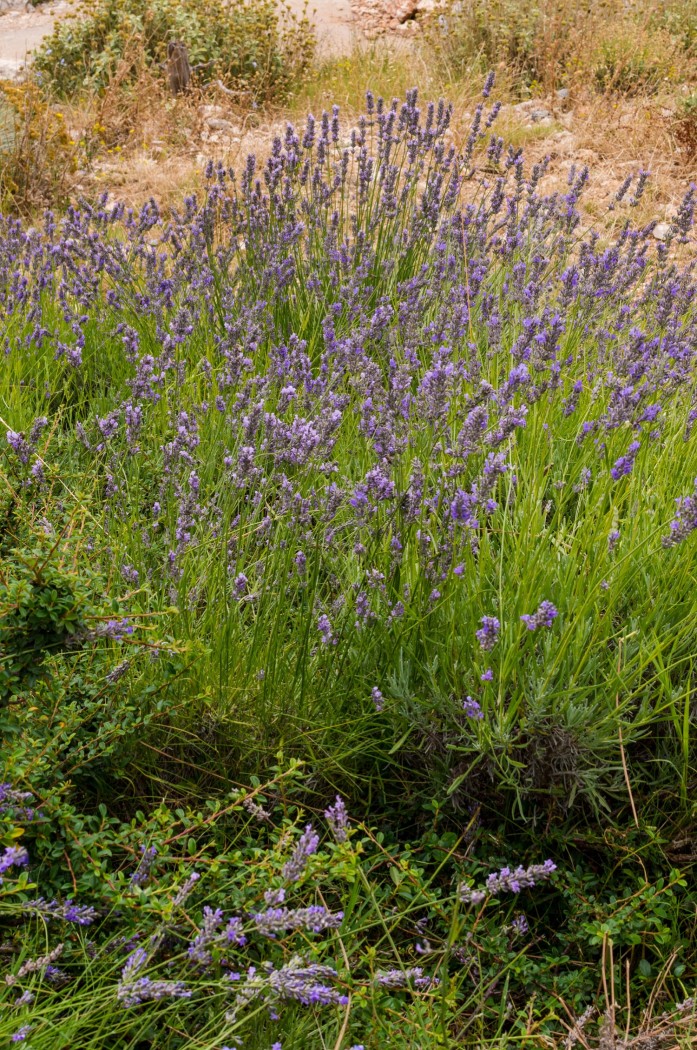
{"left": 283, "top": 825, "right": 319, "bottom": 882}
{"left": 520, "top": 601, "right": 558, "bottom": 632}
{"left": 24, "top": 898, "right": 97, "bottom": 925}
{"left": 325, "top": 795, "right": 350, "bottom": 842}
{"left": 663, "top": 478, "right": 697, "bottom": 547}
{"left": 0, "top": 845, "right": 29, "bottom": 879}
{"left": 459, "top": 859, "right": 556, "bottom": 904}
{"left": 475, "top": 616, "right": 500, "bottom": 651}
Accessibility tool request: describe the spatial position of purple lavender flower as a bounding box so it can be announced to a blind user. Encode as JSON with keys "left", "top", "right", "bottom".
{"left": 118, "top": 976, "right": 192, "bottom": 1008}
{"left": 10, "top": 1025, "right": 32, "bottom": 1043}
{"left": 371, "top": 686, "right": 384, "bottom": 712}
{"left": 24, "top": 898, "right": 96, "bottom": 925}
{"left": 480, "top": 668, "right": 493, "bottom": 682}
{"left": 130, "top": 845, "right": 157, "bottom": 886}
{"left": 282, "top": 825, "right": 319, "bottom": 882}
{"left": 253, "top": 904, "right": 343, "bottom": 937}
{"left": 610, "top": 441, "right": 640, "bottom": 481}
{"left": 172, "top": 871, "right": 200, "bottom": 906}
{"left": 188, "top": 905, "right": 224, "bottom": 965}
{"left": 376, "top": 967, "right": 439, "bottom": 989}
{"left": 510, "top": 913, "right": 529, "bottom": 937}
{"left": 663, "top": 478, "right": 697, "bottom": 547}
{"left": 244, "top": 797, "right": 271, "bottom": 822}
{"left": 265, "top": 957, "right": 348, "bottom": 1007}
{"left": 317, "top": 614, "right": 336, "bottom": 646}
{"left": 324, "top": 795, "right": 349, "bottom": 842}
{"left": 462, "top": 696, "right": 483, "bottom": 720}
{"left": 520, "top": 601, "right": 558, "bottom": 632}
{"left": 224, "top": 917, "right": 247, "bottom": 946}
{"left": 0, "top": 845, "right": 29, "bottom": 879}
{"left": 459, "top": 859, "right": 556, "bottom": 904}
{"left": 6, "top": 430, "right": 31, "bottom": 464}
{"left": 475, "top": 616, "right": 500, "bottom": 651}
{"left": 13, "top": 990, "right": 35, "bottom": 1007}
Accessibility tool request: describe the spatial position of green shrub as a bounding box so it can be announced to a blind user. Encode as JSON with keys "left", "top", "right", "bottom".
{"left": 0, "top": 81, "right": 76, "bottom": 217}
{"left": 422, "top": 0, "right": 692, "bottom": 96}
{"left": 591, "top": 34, "right": 673, "bottom": 97}
{"left": 32, "top": 0, "right": 314, "bottom": 101}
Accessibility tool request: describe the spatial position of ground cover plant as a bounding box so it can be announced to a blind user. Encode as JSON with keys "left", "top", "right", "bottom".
{"left": 1, "top": 80, "right": 696, "bottom": 1046}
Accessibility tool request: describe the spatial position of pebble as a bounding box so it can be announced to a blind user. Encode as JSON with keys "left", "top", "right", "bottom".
{"left": 653, "top": 222, "right": 671, "bottom": 241}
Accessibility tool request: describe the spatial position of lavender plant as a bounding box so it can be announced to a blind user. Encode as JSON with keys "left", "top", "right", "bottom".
{"left": 1, "top": 80, "right": 696, "bottom": 1043}
{"left": 1, "top": 85, "right": 696, "bottom": 817}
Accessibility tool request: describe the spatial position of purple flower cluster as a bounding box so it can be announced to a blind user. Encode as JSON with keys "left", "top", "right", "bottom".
{"left": 462, "top": 696, "right": 483, "bottom": 720}
{"left": 24, "top": 897, "right": 97, "bottom": 925}
{"left": 0, "top": 845, "right": 29, "bottom": 883}
{"left": 376, "top": 967, "right": 439, "bottom": 989}
{"left": 253, "top": 904, "right": 343, "bottom": 937}
{"left": 459, "top": 859, "right": 557, "bottom": 905}
{"left": 663, "top": 478, "right": 697, "bottom": 547}
{"left": 475, "top": 616, "right": 500, "bottom": 651}
{"left": 520, "top": 601, "right": 558, "bottom": 631}
{"left": 282, "top": 825, "right": 319, "bottom": 882}
{"left": 324, "top": 795, "right": 350, "bottom": 842}
{"left": 130, "top": 845, "right": 157, "bottom": 886}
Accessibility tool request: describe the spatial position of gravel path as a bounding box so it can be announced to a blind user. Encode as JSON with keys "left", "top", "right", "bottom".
{"left": 0, "top": 1, "right": 69, "bottom": 79}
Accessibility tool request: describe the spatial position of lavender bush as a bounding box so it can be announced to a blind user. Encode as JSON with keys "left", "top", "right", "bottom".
{"left": 1, "top": 79, "right": 696, "bottom": 1044}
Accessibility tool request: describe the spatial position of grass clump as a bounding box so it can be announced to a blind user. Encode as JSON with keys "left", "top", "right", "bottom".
{"left": 0, "top": 81, "right": 76, "bottom": 217}
{"left": 423, "top": 0, "right": 694, "bottom": 97}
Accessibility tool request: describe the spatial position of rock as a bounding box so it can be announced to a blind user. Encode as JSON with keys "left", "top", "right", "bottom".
{"left": 552, "top": 131, "right": 576, "bottom": 153}
{"left": 555, "top": 88, "right": 570, "bottom": 100}
{"left": 653, "top": 222, "right": 671, "bottom": 241}
{"left": 529, "top": 107, "right": 552, "bottom": 124}
{"left": 509, "top": 100, "right": 552, "bottom": 125}
{"left": 206, "top": 118, "right": 237, "bottom": 133}
{"left": 0, "top": 58, "right": 23, "bottom": 80}
{"left": 199, "top": 105, "right": 226, "bottom": 120}
{"left": 389, "top": 0, "right": 418, "bottom": 22}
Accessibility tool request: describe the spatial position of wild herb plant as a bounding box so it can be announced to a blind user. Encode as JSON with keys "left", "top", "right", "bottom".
{"left": 1, "top": 81, "right": 696, "bottom": 1044}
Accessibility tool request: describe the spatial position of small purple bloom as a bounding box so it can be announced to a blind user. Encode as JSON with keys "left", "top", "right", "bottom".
{"left": 520, "top": 601, "right": 558, "bottom": 632}
{"left": 610, "top": 440, "right": 640, "bottom": 481}
{"left": 282, "top": 825, "right": 319, "bottom": 882}
{"left": 463, "top": 696, "right": 483, "bottom": 720}
{"left": 475, "top": 616, "right": 500, "bottom": 651}
{"left": 325, "top": 795, "right": 350, "bottom": 842}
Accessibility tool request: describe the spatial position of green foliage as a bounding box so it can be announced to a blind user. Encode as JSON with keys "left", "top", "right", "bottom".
{"left": 0, "top": 541, "right": 97, "bottom": 703}
{"left": 31, "top": 0, "right": 314, "bottom": 100}
{"left": 591, "top": 36, "right": 668, "bottom": 97}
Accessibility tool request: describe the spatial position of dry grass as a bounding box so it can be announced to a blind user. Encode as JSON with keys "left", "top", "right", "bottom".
{"left": 59, "top": 37, "right": 694, "bottom": 232}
